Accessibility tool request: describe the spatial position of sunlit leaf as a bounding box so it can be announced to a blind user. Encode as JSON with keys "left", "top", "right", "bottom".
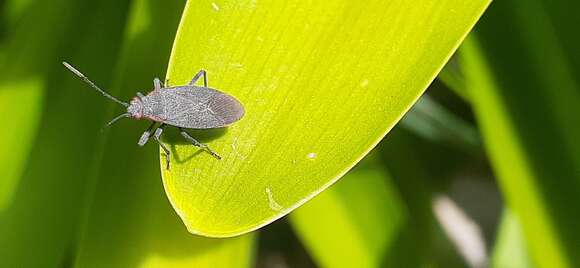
{"left": 162, "top": 0, "right": 490, "bottom": 237}
{"left": 492, "top": 210, "right": 534, "bottom": 268}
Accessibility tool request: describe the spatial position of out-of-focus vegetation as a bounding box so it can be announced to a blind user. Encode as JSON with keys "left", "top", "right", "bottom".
{"left": 1, "top": 0, "right": 578, "bottom": 267}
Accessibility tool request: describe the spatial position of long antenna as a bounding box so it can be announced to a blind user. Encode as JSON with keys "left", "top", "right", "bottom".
{"left": 102, "top": 113, "right": 131, "bottom": 131}
{"left": 62, "top": 62, "right": 129, "bottom": 107}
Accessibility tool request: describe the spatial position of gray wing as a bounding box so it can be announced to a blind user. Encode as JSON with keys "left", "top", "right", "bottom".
{"left": 146, "top": 86, "right": 244, "bottom": 129}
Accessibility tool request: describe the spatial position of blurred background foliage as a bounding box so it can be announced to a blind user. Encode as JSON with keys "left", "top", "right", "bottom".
{"left": 0, "top": 0, "right": 578, "bottom": 267}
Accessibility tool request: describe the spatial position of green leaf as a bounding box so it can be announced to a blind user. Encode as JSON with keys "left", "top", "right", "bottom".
{"left": 0, "top": 0, "right": 72, "bottom": 210}
{"left": 290, "top": 156, "right": 404, "bottom": 268}
{"left": 438, "top": 57, "right": 469, "bottom": 101}
{"left": 399, "top": 95, "right": 480, "bottom": 150}
{"left": 0, "top": 0, "right": 46, "bottom": 210}
{"left": 492, "top": 210, "right": 534, "bottom": 268}
{"left": 0, "top": 78, "right": 42, "bottom": 210}
{"left": 75, "top": 0, "right": 256, "bottom": 267}
{"left": 163, "top": 0, "right": 490, "bottom": 237}
{"left": 0, "top": 1, "right": 131, "bottom": 267}
{"left": 378, "top": 126, "right": 470, "bottom": 267}
{"left": 460, "top": 8, "right": 580, "bottom": 266}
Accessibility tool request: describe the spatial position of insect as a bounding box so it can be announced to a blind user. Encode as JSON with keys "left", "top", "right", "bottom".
{"left": 63, "top": 62, "right": 245, "bottom": 169}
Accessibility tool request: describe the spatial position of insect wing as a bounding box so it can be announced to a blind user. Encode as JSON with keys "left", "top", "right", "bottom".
{"left": 158, "top": 87, "right": 244, "bottom": 129}
{"left": 207, "top": 90, "right": 245, "bottom": 125}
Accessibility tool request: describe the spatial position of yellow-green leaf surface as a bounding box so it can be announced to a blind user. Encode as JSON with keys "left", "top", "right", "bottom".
{"left": 75, "top": 1, "right": 255, "bottom": 267}
{"left": 492, "top": 210, "right": 534, "bottom": 268}
{"left": 163, "top": 0, "right": 490, "bottom": 237}
{"left": 290, "top": 157, "right": 404, "bottom": 268}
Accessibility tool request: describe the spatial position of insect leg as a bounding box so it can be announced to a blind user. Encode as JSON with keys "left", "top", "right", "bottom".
{"left": 179, "top": 128, "right": 221, "bottom": 160}
{"left": 153, "top": 78, "right": 162, "bottom": 89}
{"left": 153, "top": 124, "right": 171, "bottom": 169}
{"left": 188, "top": 70, "right": 208, "bottom": 87}
{"left": 138, "top": 122, "right": 157, "bottom": 146}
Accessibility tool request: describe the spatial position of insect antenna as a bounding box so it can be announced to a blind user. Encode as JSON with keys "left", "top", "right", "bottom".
{"left": 62, "top": 62, "right": 129, "bottom": 107}
{"left": 101, "top": 113, "right": 131, "bottom": 131}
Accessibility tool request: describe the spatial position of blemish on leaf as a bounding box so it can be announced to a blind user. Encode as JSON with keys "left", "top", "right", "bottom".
{"left": 360, "top": 79, "right": 369, "bottom": 88}
{"left": 266, "top": 188, "right": 283, "bottom": 211}
{"left": 231, "top": 137, "right": 238, "bottom": 151}
{"left": 230, "top": 62, "right": 243, "bottom": 68}
{"left": 211, "top": 2, "right": 220, "bottom": 11}
{"left": 307, "top": 152, "right": 317, "bottom": 159}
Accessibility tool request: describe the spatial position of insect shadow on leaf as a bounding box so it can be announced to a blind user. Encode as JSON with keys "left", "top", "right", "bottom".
{"left": 163, "top": 127, "right": 228, "bottom": 164}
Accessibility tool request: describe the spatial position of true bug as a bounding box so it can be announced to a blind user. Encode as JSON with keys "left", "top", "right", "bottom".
{"left": 63, "top": 62, "right": 245, "bottom": 169}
